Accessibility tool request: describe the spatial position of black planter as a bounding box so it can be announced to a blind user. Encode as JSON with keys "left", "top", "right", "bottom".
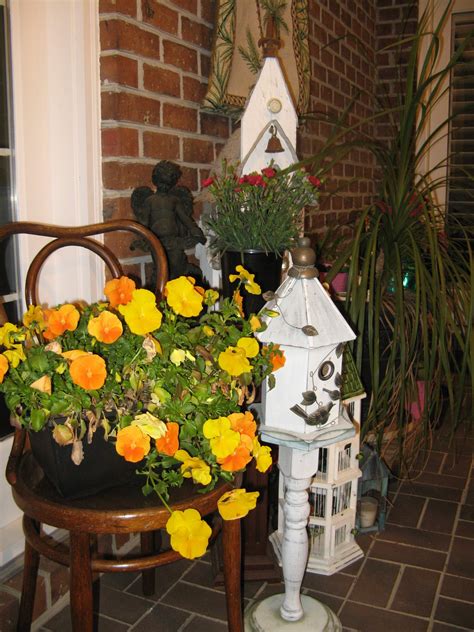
{"left": 28, "top": 425, "right": 139, "bottom": 499}
{"left": 221, "top": 250, "right": 283, "bottom": 315}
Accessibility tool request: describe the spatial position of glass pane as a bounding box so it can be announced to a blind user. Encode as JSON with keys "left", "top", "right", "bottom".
{"left": 0, "top": 156, "right": 16, "bottom": 296}
{"left": 0, "top": 6, "right": 8, "bottom": 148}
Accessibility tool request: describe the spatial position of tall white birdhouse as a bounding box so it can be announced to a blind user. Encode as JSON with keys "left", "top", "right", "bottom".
{"left": 257, "top": 239, "right": 356, "bottom": 442}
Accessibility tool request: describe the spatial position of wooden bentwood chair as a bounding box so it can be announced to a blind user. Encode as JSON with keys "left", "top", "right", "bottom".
{"left": 1, "top": 220, "right": 243, "bottom": 632}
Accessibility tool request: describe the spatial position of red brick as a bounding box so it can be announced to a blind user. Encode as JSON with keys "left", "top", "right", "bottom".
{"left": 143, "top": 64, "right": 180, "bottom": 97}
{"left": 143, "top": 131, "right": 180, "bottom": 159}
{"left": 181, "top": 17, "right": 213, "bottom": 49}
{"left": 102, "top": 91, "right": 160, "bottom": 126}
{"left": 99, "top": 0, "right": 137, "bottom": 17}
{"left": 163, "top": 102, "right": 197, "bottom": 131}
{"left": 171, "top": 0, "right": 197, "bottom": 13}
{"left": 182, "top": 137, "right": 214, "bottom": 163}
{"left": 200, "top": 53, "right": 211, "bottom": 78}
{"left": 100, "top": 54, "right": 138, "bottom": 88}
{"left": 102, "top": 161, "right": 154, "bottom": 190}
{"left": 200, "top": 112, "right": 230, "bottom": 139}
{"left": 102, "top": 126, "right": 139, "bottom": 157}
{"left": 100, "top": 19, "right": 160, "bottom": 60}
{"left": 163, "top": 40, "right": 197, "bottom": 73}
{"left": 104, "top": 232, "right": 136, "bottom": 259}
{"left": 179, "top": 166, "right": 198, "bottom": 191}
{"left": 142, "top": 0, "right": 178, "bottom": 34}
{"left": 201, "top": 0, "right": 215, "bottom": 23}
{"left": 183, "top": 76, "right": 207, "bottom": 103}
{"left": 322, "top": 9, "right": 334, "bottom": 31}
{"left": 103, "top": 196, "right": 134, "bottom": 220}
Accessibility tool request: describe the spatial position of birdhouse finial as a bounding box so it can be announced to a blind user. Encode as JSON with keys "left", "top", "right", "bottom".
{"left": 288, "top": 237, "right": 319, "bottom": 279}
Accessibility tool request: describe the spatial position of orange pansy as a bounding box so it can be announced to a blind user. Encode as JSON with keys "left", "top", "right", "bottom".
{"left": 155, "top": 421, "right": 180, "bottom": 456}
{"left": 69, "top": 354, "right": 107, "bottom": 390}
{"left": 217, "top": 443, "right": 252, "bottom": 472}
{"left": 43, "top": 304, "right": 80, "bottom": 340}
{"left": 228, "top": 411, "right": 257, "bottom": 440}
{"left": 0, "top": 355, "right": 8, "bottom": 383}
{"left": 265, "top": 345, "right": 286, "bottom": 372}
{"left": 116, "top": 425, "right": 150, "bottom": 463}
{"left": 88, "top": 310, "right": 123, "bottom": 343}
{"left": 104, "top": 276, "right": 135, "bottom": 308}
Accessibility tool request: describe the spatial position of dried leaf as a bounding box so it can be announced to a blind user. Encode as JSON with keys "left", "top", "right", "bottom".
{"left": 71, "top": 440, "right": 84, "bottom": 465}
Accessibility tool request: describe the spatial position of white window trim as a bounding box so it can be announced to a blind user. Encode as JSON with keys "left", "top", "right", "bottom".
{"left": 0, "top": 0, "right": 103, "bottom": 568}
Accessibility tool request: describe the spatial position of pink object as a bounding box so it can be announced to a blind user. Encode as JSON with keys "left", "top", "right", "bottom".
{"left": 409, "top": 381, "right": 426, "bottom": 421}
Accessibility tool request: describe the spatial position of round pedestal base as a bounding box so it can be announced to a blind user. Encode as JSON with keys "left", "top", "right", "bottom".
{"left": 245, "top": 594, "right": 342, "bottom": 631}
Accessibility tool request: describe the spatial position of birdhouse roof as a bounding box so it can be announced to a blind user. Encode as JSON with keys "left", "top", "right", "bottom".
{"left": 257, "top": 273, "right": 356, "bottom": 348}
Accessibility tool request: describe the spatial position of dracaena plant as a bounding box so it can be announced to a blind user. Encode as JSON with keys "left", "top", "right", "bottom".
{"left": 303, "top": 1, "right": 473, "bottom": 467}
{"left": 0, "top": 269, "right": 285, "bottom": 558}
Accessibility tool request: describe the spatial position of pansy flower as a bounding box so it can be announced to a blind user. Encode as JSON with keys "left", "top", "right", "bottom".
{"left": 218, "top": 488, "right": 259, "bottom": 520}
{"left": 166, "top": 508, "right": 211, "bottom": 559}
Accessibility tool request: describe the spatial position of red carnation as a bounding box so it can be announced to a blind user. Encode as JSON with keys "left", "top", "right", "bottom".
{"left": 262, "top": 167, "right": 277, "bottom": 178}
{"left": 307, "top": 175, "right": 321, "bottom": 188}
{"left": 201, "top": 177, "right": 214, "bottom": 188}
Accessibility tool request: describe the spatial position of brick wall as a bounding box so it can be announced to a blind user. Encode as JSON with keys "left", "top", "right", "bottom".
{"left": 98, "top": 0, "right": 415, "bottom": 267}
{"left": 375, "top": 0, "right": 418, "bottom": 145}
{"left": 301, "top": 0, "right": 378, "bottom": 252}
{"left": 98, "top": 0, "right": 230, "bottom": 268}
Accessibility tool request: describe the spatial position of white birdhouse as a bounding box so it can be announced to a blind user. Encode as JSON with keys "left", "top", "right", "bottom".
{"left": 257, "top": 239, "right": 356, "bottom": 441}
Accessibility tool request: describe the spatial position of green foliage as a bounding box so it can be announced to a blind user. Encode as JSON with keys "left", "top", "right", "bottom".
{"left": 305, "top": 3, "right": 473, "bottom": 460}
{"left": 0, "top": 274, "right": 283, "bottom": 498}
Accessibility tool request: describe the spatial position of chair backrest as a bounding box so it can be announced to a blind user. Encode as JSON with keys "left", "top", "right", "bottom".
{"left": 0, "top": 220, "right": 168, "bottom": 306}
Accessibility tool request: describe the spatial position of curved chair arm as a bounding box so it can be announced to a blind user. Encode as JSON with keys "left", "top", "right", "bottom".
{"left": 0, "top": 219, "right": 169, "bottom": 302}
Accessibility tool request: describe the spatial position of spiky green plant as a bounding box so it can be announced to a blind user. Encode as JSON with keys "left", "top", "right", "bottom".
{"left": 302, "top": 2, "right": 473, "bottom": 467}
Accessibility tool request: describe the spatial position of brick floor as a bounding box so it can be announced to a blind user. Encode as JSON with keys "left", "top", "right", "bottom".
{"left": 0, "top": 422, "right": 472, "bottom": 631}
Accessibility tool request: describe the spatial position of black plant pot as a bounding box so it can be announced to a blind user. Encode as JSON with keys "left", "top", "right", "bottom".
{"left": 28, "top": 425, "right": 140, "bottom": 499}
{"left": 220, "top": 250, "right": 283, "bottom": 315}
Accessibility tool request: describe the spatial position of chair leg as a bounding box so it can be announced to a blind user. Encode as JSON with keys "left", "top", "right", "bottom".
{"left": 17, "top": 524, "right": 40, "bottom": 632}
{"left": 140, "top": 530, "right": 161, "bottom": 596}
{"left": 70, "top": 532, "right": 93, "bottom": 632}
{"left": 222, "top": 518, "right": 243, "bottom": 632}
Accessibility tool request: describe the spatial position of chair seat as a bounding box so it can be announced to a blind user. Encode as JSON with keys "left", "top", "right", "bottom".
{"left": 13, "top": 450, "right": 231, "bottom": 534}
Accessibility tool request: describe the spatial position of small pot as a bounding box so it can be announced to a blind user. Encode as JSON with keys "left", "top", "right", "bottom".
{"left": 359, "top": 496, "right": 379, "bottom": 528}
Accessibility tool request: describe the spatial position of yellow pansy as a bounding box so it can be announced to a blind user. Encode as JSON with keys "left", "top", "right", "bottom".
{"left": 237, "top": 337, "right": 259, "bottom": 358}
{"left": 165, "top": 276, "right": 204, "bottom": 317}
{"left": 170, "top": 349, "right": 195, "bottom": 366}
{"left": 218, "top": 346, "right": 252, "bottom": 376}
{"left": 202, "top": 325, "right": 214, "bottom": 337}
{"left": 232, "top": 289, "right": 244, "bottom": 317}
{"left": 62, "top": 349, "right": 90, "bottom": 361}
{"left": 166, "top": 508, "right": 212, "bottom": 559}
{"left": 249, "top": 315, "right": 262, "bottom": 332}
{"left": 0, "top": 354, "right": 8, "bottom": 383}
{"left": 0, "top": 323, "right": 24, "bottom": 348}
{"left": 22, "top": 305, "right": 45, "bottom": 329}
{"left": 252, "top": 438, "right": 272, "bottom": 473}
{"left": 217, "top": 488, "right": 260, "bottom": 520}
{"left": 204, "top": 289, "right": 219, "bottom": 306}
{"left": 3, "top": 345, "right": 26, "bottom": 368}
{"left": 229, "top": 265, "right": 261, "bottom": 295}
{"left": 170, "top": 349, "right": 186, "bottom": 366}
{"left": 131, "top": 412, "right": 167, "bottom": 439}
{"left": 174, "top": 449, "right": 212, "bottom": 486}
{"left": 203, "top": 416, "right": 240, "bottom": 459}
{"left": 118, "top": 289, "right": 163, "bottom": 335}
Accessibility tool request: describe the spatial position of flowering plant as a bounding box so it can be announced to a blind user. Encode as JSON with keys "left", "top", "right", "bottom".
{"left": 202, "top": 162, "right": 322, "bottom": 255}
{"left": 0, "top": 270, "right": 285, "bottom": 558}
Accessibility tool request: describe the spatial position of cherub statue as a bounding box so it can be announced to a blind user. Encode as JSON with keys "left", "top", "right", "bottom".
{"left": 131, "top": 161, "right": 205, "bottom": 279}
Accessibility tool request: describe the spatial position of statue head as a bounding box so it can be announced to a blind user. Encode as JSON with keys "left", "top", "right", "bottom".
{"left": 151, "top": 161, "right": 182, "bottom": 192}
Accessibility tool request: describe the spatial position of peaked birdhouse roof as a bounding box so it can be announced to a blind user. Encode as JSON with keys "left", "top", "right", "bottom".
{"left": 257, "top": 240, "right": 356, "bottom": 349}
{"left": 240, "top": 56, "right": 297, "bottom": 162}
